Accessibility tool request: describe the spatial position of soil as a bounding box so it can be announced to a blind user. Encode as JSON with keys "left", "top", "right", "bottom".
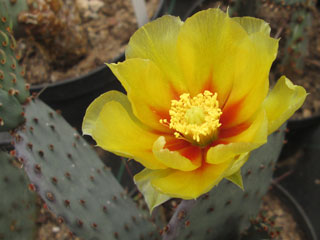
{"left": 260, "top": 189, "right": 305, "bottom": 240}
{"left": 17, "top": 0, "right": 160, "bottom": 85}
{"left": 36, "top": 200, "right": 81, "bottom": 240}
{"left": 197, "top": 1, "right": 320, "bottom": 120}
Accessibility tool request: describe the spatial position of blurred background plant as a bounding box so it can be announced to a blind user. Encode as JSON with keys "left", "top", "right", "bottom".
{"left": 17, "top": 0, "right": 88, "bottom": 68}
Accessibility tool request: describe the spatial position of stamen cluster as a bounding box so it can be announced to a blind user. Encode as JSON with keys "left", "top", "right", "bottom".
{"left": 161, "top": 90, "right": 222, "bottom": 145}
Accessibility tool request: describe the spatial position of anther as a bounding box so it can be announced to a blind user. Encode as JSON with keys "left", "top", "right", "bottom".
{"left": 160, "top": 91, "right": 222, "bottom": 146}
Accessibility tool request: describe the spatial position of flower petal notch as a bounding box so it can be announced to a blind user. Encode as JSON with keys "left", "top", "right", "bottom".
{"left": 82, "top": 8, "right": 307, "bottom": 211}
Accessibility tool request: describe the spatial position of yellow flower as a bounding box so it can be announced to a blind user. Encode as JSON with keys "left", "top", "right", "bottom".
{"left": 82, "top": 9, "right": 306, "bottom": 210}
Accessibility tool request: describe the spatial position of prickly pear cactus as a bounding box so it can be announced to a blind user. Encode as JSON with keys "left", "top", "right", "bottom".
{"left": 13, "top": 99, "right": 160, "bottom": 240}
{"left": 0, "top": 4, "right": 30, "bottom": 104}
{"left": 268, "top": 0, "right": 314, "bottom": 73}
{"left": 0, "top": 88, "right": 24, "bottom": 131}
{"left": 0, "top": 5, "right": 29, "bottom": 131}
{"left": 240, "top": 212, "right": 282, "bottom": 240}
{"left": 162, "top": 125, "right": 286, "bottom": 240}
{"left": 281, "top": 7, "right": 312, "bottom": 73}
{"left": 0, "top": 151, "right": 38, "bottom": 240}
{"left": 228, "top": 0, "right": 260, "bottom": 17}
{"left": 0, "top": 0, "right": 28, "bottom": 31}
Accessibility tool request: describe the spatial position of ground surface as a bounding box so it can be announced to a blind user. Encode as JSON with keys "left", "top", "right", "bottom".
{"left": 17, "top": 0, "right": 160, "bottom": 84}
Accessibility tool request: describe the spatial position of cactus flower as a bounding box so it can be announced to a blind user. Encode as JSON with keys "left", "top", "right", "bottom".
{"left": 82, "top": 9, "right": 306, "bottom": 210}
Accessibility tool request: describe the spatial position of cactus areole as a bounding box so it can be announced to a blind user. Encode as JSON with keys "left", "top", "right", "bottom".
{"left": 82, "top": 8, "right": 307, "bottom": 211}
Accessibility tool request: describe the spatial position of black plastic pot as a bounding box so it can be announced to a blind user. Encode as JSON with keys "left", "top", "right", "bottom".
{"left": 288, "top": 114, "right": 320, "bottom": 130}
{"left": 30, "top": 0, "right": 164, "bottom": 131}
{"left": 271, "top": 183, "right": 317, "bottom": 240}
{"left": 275, "top": 122, "right": 320, "bottom": 239}
{"left": 166, "top": 0, "right": 205, "bottom": 20}
{"left": 280, "top": 119, "right": 320, "bottom": 160}
{"left": 30, "top": 62, "right": 125, "bottom": 131}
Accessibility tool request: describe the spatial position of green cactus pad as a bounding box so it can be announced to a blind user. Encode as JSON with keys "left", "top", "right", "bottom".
{"left": 0, "top": 151, "right": 38, "bottom": 240}
{"left": 281, "top": 8, "right": 312, "bottom": 71}
{"left": 162, "top": 125, "right": 286, "bottom": 240}
{"left": 14, "top": 99, "right": 160, "bottom": 240}
{"left": 0, "top": 3, "right": 29, "bottom": 104}
{"left": 0, "top": 88, "right": 24, "bottom": 131}
{"left": 0, "top": 0, "right": 28, "bottom": 31}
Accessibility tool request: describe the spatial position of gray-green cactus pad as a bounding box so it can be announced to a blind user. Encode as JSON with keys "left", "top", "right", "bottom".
{"left": 0, "top": 3, "right": 29, "bottom": 104}
{"left": 0, "top": 151, "right": 38, "bottom": 240}
{"left": 14, "top": 99, "right": 160, "bottom": 240}
{"left": 0, "top": 0, "right": 28, "bottom": 31}
{"left": 282, "top": 7, "right": 312, "bottom": 70}
{"left": 0, "top": 88, "right": 24, "bottom": 131}
{"left": 162, "top": 125, "right": 286, "bottom": 240}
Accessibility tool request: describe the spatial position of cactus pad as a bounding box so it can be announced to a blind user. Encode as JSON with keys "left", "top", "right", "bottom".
{"left": 0, "top": 3, "right": 29, "bottom": 104}
{"left": 0, "top": 88, "right": 24, "bottom": 131}
{"left": 0, "top": 0, "right": 28, "bottom": 31}
{"left": 281, "top": 8, "right": 312, "bottom": 72}
{"left": 0, "top": 151, "right": 38, "bottom": 240}
{"left": 14, "top": 99, "right": 160, "bottom": 240}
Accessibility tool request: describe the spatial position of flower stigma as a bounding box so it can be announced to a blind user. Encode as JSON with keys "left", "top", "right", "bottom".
{"left": 160, "top": 90, "right": 222, "bottom": 146}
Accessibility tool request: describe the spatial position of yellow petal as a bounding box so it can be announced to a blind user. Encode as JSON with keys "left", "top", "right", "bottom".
{"left": 263, "top": 76, "right": 307, "bottom": 134}
{"left": 144, "top": 161, "right": 233, "bottom": 199}
{"left": 223, "top": 153, "right": 249, "bottom": 177}
{"left": 220, "top": 31, "right": 278, "bottom": 127}
{"left": 107, "top": 59, "right": 174, "bottom": 133}
{"left": 83, "top": 90, "right": 136, "bottom": 135}
{"left": 207, "top": 109, "right": 267, "bottom": 164}
{"left": 232, "top": 16, "right": 271, "bottom": 35}
{"left": 176, "top": 8, "right": 249, "bottom": 103}
{"left": 126, "top": 15, "right": 186, "bottom": 92}
{"left": 134, "top": 169, "right": 170, "bottom": 213}
{"left": 82, "top": 91, "right": 166, "bottom": 169}
{"left": 225, "top": 109, "right": 268, "bottom": 143}
{"left": 152, "top": 136, "right": 202, "bottom": 171}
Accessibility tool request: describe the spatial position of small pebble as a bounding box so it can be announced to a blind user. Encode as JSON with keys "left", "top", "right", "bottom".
{"left": 52, "top": 226, "right": 60, "bottom": 233}
{"left": 89, "top": 0, "right": 104, "bottom": 13}
{"left": 302, "top": 109, "right": 312, "bottom": 118}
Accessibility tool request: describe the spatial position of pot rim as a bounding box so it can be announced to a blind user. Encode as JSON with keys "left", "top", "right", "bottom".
{"left": 288, "top": 114, "right": 320, "bottom": 129}
{"left": 271, "top": 183, "right": 317, "bottom": 240}
{"left": 30, "top": 0, "right": 164, "bottom": 91}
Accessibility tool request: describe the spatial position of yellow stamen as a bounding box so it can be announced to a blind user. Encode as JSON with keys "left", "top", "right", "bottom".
{"left": 160, "top": 90, "right": 222, "bottom": 146}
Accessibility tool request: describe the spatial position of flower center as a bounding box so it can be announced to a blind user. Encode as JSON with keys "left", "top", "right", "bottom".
{"left": 185, "top": 106, "right": 205, "bottom": 125}
{"left": 160, "top": 90, "right": 222, "bottom": 146}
